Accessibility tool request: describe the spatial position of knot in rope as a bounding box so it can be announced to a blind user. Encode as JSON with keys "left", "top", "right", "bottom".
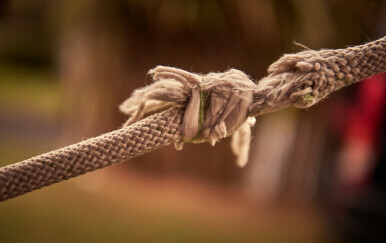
{"left": 1, "top": 37, "right": 385, "bottom": 201}
{"left": 120, "top": 66, "right": 257, "bottom": 167}
{"left": 248, "top": 37, "right": 386, "bottom": 115}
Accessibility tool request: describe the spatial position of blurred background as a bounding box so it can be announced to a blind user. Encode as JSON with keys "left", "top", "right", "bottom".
{"left": 0, "top": 0, "right": 385, "bottom": 242}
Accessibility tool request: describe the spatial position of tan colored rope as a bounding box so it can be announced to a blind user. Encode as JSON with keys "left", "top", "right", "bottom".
{"left": 0, "top": 108, "right": 183, "bottom": 201}
{"left": 0, "top": 36, "right": 385, "bottom": 201}
{"left": 119, "top": 66, "right": 258, "bottom": 167}
{"left": 248, "top": 36, "right": 386, "bottom": 115}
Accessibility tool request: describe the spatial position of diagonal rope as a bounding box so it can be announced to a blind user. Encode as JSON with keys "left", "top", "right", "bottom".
{"left": 0, "top": 36, "right": 385, "bottom": 201}
{"left": 248, "top": 36, "right": 386, "bottom": 115}
{"left": 0, "top": 108, "right": 183, "bottom": 201}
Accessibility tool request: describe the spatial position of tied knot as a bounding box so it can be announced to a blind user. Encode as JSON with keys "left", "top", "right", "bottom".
{"left": 120, "top": 66, "right": 257, "bottom": 167}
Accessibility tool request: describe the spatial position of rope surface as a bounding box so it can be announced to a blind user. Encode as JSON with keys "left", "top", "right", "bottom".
{"left": 249, "top": 36, "right": 386, "bottom": 115}
{"left": 0, "top": 37, "right": 385, "bottom": 201}
{"left": 0, "top": 109, "right": 183, "bottom": 201}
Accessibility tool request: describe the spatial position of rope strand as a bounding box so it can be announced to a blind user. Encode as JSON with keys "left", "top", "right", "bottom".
{"left": 0, "top": 36, "right": 385, "bottom": 201}
{"left": 0, "top": 109, "right": 183, "bottom": 201}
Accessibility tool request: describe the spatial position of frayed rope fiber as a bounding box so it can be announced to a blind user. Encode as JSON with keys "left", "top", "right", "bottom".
{"left": 119, "top": 66, "right": 257, "bottom": 167}
{"left": 120, "top": 36, "right": 386, "bottom": 167}
{"left": 0, "top": 36, "right": 385, "bottom": 201}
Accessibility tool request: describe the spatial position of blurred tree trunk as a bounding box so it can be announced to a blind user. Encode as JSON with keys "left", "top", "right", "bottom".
{"left": 59, "top": 0, "right": 131, "bottom": 142}
{"left": 58, "top": 0, "right": 269, "bottom": 184}
{"left": 59, "top": 0, "right": 370, "bottom": 191}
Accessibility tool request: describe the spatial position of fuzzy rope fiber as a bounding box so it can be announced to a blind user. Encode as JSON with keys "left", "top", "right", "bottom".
{"left": 0, "top": 36, "right": 385, "bottom": 201}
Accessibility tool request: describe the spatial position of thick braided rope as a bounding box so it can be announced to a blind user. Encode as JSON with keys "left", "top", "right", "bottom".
{"left": 0, "top": 109, "right": 183, "bottom": 201}
{"left": 0, "top": 36, "right": 385, "bottom": 201}
{"left": 249, "top": 36, "right": 386, "bottom": 115}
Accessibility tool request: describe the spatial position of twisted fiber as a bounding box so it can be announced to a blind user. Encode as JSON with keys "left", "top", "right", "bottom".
{"left": 249, "top": 36, "right": 386, "bottom": 115}
{"left": 0, "top": 37, "right": 385, "bottom": 202}
{"left": 0, "top": 108, "right": 183, "bottom": 201}
{"left": 119, "top": 65, "right": 258, "bottom": 164}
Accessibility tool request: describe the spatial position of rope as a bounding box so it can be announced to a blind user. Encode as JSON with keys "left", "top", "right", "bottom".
{"left": 1, "top": 36, "right": 385, "bottom": 201}
{"left": 119, "top": 66, "right": 258, "bottom": 166}
{"left": 249, "top": 36, "right": 386, "bottom": 115}
{"left": 0, "top": 109, "right": 183, "bottom": 201}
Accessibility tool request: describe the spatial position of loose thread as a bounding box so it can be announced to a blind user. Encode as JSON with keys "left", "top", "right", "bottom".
{"left": 189, "top": 86, "right": 204, "bottom": 142}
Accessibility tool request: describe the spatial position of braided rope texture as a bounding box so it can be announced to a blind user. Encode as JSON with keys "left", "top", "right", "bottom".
{"left": 0, "top": 109, "right": 183, "bottom": 201}
{"left": 249, "top": 36, "right": 386, "bottom": 115}
{"left": 0, "top": 37, "right": 385, "bottom": 201}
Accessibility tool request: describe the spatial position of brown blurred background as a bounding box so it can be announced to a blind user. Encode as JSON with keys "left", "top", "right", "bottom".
{"left": 0, "top": 0, "right": 385, "bottom": 242}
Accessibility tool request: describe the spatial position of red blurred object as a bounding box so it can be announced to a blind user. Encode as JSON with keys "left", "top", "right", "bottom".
{"left": 335, "top": 73, "right": 386, "bottom": 190}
